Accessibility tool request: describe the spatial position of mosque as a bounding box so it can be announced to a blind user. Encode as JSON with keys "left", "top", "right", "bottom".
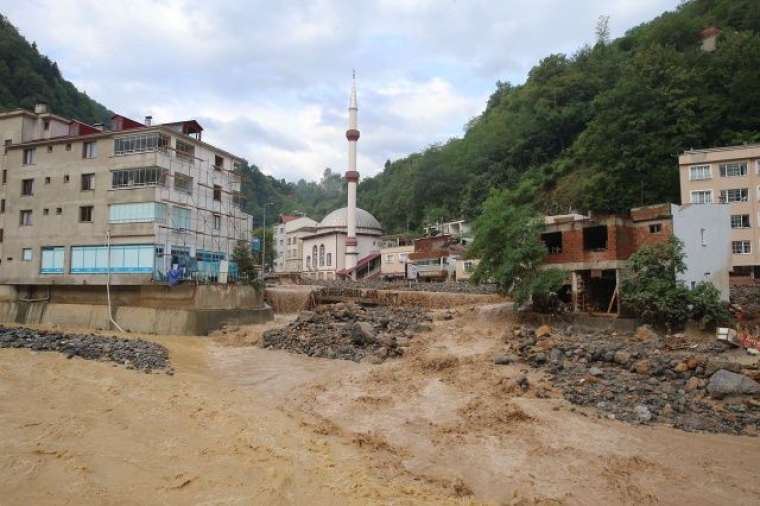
{"left": 274, "top": 74, "right": 384, "bottom": 280}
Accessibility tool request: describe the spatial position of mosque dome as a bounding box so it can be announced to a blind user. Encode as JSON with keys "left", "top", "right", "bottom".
{"left": 317, "top": 207, "right": 383, "bottom": 234}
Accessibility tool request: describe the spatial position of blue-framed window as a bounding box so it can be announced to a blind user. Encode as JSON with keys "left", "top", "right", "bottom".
{"left": 40, "top": 247, "right": 64, "bottom": 274}
{"left": 109, "top": 202, "right": 166, "bottom": 223}
{"left": 71, "top": 244, "right": 154, "bottom": 274}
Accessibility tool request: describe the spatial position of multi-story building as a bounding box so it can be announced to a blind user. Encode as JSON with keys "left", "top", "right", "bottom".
{"left": 423, "top": 219, "right": 473, "bottom": 244}
{"left": 379, "top": 234, "right": 414, "bottom": 280}
{"left": 272, "top": 214, "right": 318, "bottom": 274}
{"left": 541, "top": 203, "right": 731, "bottom": 312}
{"left": 679, "top": 144, "right": 760, "bottom": 282}
{"left": 0, "top": 104, "right": 252, "bottom": 286}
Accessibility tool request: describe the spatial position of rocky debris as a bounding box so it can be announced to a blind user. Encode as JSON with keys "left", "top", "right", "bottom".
{"left": 494, "top": 354, "right": 517, "bottom": 365}
{"left": 707, "top": 370, "right": 760, "bottom": 399}
{"left": 730, "top": 285, "right": 760, "bottom": 320}
{"left": 510, "top": 324, "right": 760, "bottom": 434}
{"left": 299, "top": 278, "right": 498, "bottom": 295}
{"left": 0, "top": 326, "right": 172, "bottom": 373}
{"left": 262, "top": 303, "right": 431, "bottom": 363}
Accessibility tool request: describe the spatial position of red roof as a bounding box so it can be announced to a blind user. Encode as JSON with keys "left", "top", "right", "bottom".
{"left": 336, "top": 252, "right": 381, "bottom": 277}
{"left": 111, "top": 114, "right": 145, "bottom": 131}
{"left": 279, "top": 214, "right": 300, "bottom": 224}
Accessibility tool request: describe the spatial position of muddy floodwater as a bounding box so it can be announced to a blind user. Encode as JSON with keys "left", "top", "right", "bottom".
{"left": 1, "top": 308, "right": 759, "bottom": 505}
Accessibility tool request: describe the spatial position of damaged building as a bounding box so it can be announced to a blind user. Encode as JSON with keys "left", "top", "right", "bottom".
{"left": 542, "top": 203, "right": 730, "bottom": 315}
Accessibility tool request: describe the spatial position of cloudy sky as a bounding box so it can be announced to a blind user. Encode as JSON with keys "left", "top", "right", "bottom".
{"left": 3, "top": 0, "right": 678, "bottom": 182}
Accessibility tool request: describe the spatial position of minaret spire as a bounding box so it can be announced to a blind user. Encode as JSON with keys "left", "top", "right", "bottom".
{"left": 344, "top": 71, "right": 360, "bottom": 278}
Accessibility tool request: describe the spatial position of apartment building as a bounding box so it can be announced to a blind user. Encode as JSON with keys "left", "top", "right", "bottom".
{"left": 679, "top": 144, "right": 760, "bottom": 281}
{"left": 0, "top": 104, "right": 252, "bottom": 286}
{"left": 272, "top": 214, "right": 318, "bottom": 274}
{"left": 379, "top": 234, "right": 414, "bottom": 280}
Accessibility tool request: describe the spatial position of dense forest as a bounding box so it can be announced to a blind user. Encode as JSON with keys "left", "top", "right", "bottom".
{"left": 359, "top": 0, "right": 760, "bottom": 232}
{"left": 3, "top": 0, "right": 760, "bottom": 234}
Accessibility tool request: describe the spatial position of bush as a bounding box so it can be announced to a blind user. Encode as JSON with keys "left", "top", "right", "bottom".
{"left": 688, "top": 281, "right": 731, "bottom": 330}
{"left": 622, "top": 236, "right": 729, "bottom": 329}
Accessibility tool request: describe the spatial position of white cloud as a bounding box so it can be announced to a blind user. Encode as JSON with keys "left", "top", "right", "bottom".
{"left": 0, "top": 0, "right": 680, "bottom": 181}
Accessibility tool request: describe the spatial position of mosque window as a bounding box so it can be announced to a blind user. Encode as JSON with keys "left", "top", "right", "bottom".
{"left": 327, "top": 253, "right": 332, "bottom": 266}
{"left": 312, "top": 245, "right": 318, "bottom": 268}
{"left": 319, "top": 245, "right": 325, "bottom": 266}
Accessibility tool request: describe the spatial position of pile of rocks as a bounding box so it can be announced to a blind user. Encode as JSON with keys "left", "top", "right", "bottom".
{"left": 262, "top": 303, "right": 431, "bottom": 362}
{"left": 509, "top": 324, "right": 760, "bottom": 434}
{"left": 299, "top": 278, "right": 498, "bottom": 294}
{"left": 730, "top": 285, "right": 760, "bottom": 320}
{"left": 0, "top": 326, "right": 172, "bottom": 374}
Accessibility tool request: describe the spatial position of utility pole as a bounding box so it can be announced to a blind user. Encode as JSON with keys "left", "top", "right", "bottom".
{"left": 261, "top": 202, "right": 273, "bottom": 277}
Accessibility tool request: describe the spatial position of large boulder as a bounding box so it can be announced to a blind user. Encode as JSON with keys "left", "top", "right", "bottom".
{"left": 707, "top": 369, "right": 760, "bottom": 399}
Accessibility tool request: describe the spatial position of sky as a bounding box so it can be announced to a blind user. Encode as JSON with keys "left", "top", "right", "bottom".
{"left": 2, "top": 0, "right": 679, "bottom": 182}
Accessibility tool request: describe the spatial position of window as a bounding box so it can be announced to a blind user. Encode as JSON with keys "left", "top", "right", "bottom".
{"left": 649, "top": 223, "right": 662, "bottom": 234}
{"left": 583, "top": 226, "right": 608, "bottom": 251}
{"left": 79, "top": 206, "right": 93, "bottom": 222}
{"left": 306, "top": 255, "right": 311, "bottom": 267}
{"left": 82, "top": 141, "right": 97, "bottom": 159}
{"left": 326, "top": 252, "right": 332, "bottom": 266}
{"left": 0, "top": 229, "right": 3, "bottom": 242}
{"left": 46, "top": 145, "right": 53, "bottom": 153}
{"left": 731, "top": 215, "right": 751, "bottom": 229}
{"left": 43, "top": 208, "right": 49, "bottom": 216}
{"left": 63, "top": 174, "right": 70, "bottom": 183}
{"left": 719, "top": 162, "right": 747, "bottom": 177}
{"left": 22, "top": 248, "right": 32, "bottom": 261}
{"left": 732, "top": 240, "right": 751, "bottom": 255}
{"left": 720, "top": 188, "right": 748, "bottom": 203}
{"left": 19, "top": 210, "right": 32, "bottom": 226}
{"left": 541, "top": 231, "right": 563, "bottom": 254}
{"left": 111, "top": 167, "right": 165, "bottom": 189}
{"left": 113, "top": 133, "right": 169, "bottom": 155}
{"left": 109, "top": 202, "right": 166, "bottom": 223}
{"left": 399, "top": 253, "right": 408, "bottom": 263}
{"left": 40, "top": 247, "right": 64, "bottom": 274}
{"left": 690, "top": 190, "right": 712, "bottom": 204}
{"left": 214, "top": 155, "right": 224, "bottom": 170}
{"left": 44, "top": 176, "right": 50, "bottom": 184}
{"left": 689, "top": 165, "right": 711, "bottom": 181}
{"left": 312, "top": 245, "right": 317, "bottom": 268}
{"left": 385, "top": 254, "right": 396, "bottom": 263}
{"left": 464, "top": 261, "right": 476, "bottom": 273}
{"left": 175, "top": 140, "right": 195, "bottom": 162}
{"left": 22, "top": 148, "right": 35, "bottom": 165}
{"left": 213, "top": 214, "right": 221, "bottom": 230}
{"left": 2, "top": 170, "right": 6, "bottom": 184}
{"left": 81, "top": 173, "right": 95, "bottom": 191}
{"left": 65, "top": 143, "right": 71, "bottom": 151}
{"left": 55, "top": 207, "right": 62, "bottom": 215}
{"left": 171, "top": 206, "right": 192, "bottom": 230}
{"left": 174, "top": 173, "right": 193, "bottom": 194}
{"left": 43, "top": 119, "right": 50, "bottom": 130}
{"left": 21, "top": 178, "right": 33, "bottom": 196}
{"left": 71, "top": 244, "right": 154, "bottom": 273}
{"left": 0, "top": 199, "right": 4, "bottom": 213}
{"left": 319, "top": 244, "right": 325, "bottom": 266}
{"left": 213, "top": 185, "right": 222, "bottom": 202}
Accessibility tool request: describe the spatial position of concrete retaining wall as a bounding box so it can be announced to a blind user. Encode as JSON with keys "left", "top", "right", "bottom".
{"left": 0, "top": 284, "right": 273, "bottom": 335}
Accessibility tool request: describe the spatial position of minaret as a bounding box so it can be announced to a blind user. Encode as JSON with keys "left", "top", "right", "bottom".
{"left": 344, "top": 71, "right": 360, "bottom": 279}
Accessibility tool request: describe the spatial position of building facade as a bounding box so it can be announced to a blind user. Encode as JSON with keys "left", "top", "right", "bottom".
{"left": 273, "top": 214, "right": 318, "bottom": 274}
{"left": 542, "top": 203, "right": 730, "bottom": 312}
{"left": 379, "top": 235, "right": 414, "bottom": 280}
{"left": 0, "top": 105, "right": 252, "bottom": 285}
{"left": 679, "top": 144, "right": 760, "bottom": 281}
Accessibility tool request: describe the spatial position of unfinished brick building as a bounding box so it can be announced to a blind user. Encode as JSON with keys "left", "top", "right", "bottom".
{"left": 541, "top": 203, "right": 730, "bottom": 314}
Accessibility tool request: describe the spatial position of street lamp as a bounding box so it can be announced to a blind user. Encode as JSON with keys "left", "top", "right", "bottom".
{"left": 261, "top": 202, "right": 273, "bottom": 277}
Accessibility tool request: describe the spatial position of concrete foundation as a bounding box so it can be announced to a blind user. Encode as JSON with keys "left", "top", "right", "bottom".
{"left": 0, "top": 284, "right": 273, "bottom": 335}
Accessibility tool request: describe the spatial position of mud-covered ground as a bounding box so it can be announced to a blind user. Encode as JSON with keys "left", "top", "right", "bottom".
{"left": 1, "top": 309, "right": 760, "bottom": 505}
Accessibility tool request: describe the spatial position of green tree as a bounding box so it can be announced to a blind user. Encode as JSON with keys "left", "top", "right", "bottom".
{"left": 232, "top": 240, "right": 256, "bottom": 282}
{"left": 469, "top": 189, "right": 565, "bottom": 307}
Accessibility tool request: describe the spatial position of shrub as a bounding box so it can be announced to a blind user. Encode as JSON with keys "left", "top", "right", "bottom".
{"left": 688, "top": 281, "right": 730, "bottom": 330}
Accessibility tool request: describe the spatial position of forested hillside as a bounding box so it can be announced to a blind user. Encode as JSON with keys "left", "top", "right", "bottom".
{"left": 359, "top": 0, "right": 760, "bottom": 232}
{"left": 0, "top": 15, "right": 111, "bottom": 124}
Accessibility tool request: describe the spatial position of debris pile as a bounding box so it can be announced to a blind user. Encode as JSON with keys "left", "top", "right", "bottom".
{"left": 508, "top": 324, "right": 760, "bottom": 434}
{"left": 0, "top": 326, "right": 172, "bottom": 374}
{"left": 730, "top": 285, "right": 760, "bottom": 321}
{"left": 262, "top": 303, "right": 431, "bottom": 362}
